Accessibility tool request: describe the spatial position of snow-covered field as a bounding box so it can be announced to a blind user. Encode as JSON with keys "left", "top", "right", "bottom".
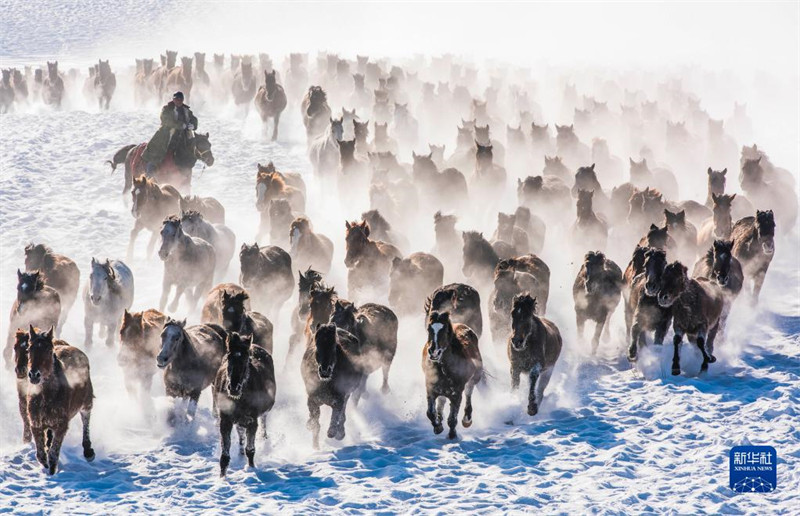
{"left": 1, "top": 2, "right": 799, "bottom": 514}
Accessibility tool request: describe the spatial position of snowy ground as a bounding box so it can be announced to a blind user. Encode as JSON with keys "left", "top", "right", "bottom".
{"left": 1, "top": 2, "right": 799, "bottom": 514}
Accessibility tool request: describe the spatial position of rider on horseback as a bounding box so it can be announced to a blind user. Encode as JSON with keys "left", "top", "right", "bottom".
{"left": 142, "top": 91, "right": 198, "bottom": 175}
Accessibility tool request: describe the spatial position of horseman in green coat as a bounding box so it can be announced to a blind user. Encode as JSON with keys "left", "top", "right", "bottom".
{"left": 142, "top": 91, "right": 199, "bottom": 175}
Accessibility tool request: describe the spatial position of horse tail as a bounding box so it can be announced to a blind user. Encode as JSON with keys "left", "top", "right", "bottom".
{"left": 107, "top": 144, "right": 136, "bottom": 172}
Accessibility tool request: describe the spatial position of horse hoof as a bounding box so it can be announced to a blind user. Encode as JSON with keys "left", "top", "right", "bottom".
{"left": 48, "top": 464, "right": 57, "bottom": 475}
{"left": 84, "top": 448, "right": 95, "bottom": 462}
{"left": 447, "top": 429, "right": 458, "bottom": 440}
{"left": 708, "top": 355, "right": 717, "bottom": 363}
{"left": 527, "top": 403, "right": 539, "bottom": 416}
{"left": 462, "top": 417, "right": 472, "bottom": 428}
{"left": 335, "top": 429, "right": 346, "bottom": 441}
{"left": 701, "top": 364, "right": 709, "bottom": 372}
{"left": 327, "top": 428, "right": 337, "bottom": 439}
{"left": 433, "top": 424, "right": 444, "bottom": 435}
{"left": 627, "top": 353, "right": 637, "bottom": 363}
{"left": 381, "top": 385, "right": 391, "bottom": 395}
{"left": 671, "top": 367, "right": 681, "bottom": 376}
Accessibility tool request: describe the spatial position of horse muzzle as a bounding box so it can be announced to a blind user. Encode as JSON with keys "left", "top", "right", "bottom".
{"left": 762, "top": 242, "right": 774, "bottom": 255}
{"left": 203, "top": 155, "right": 215, "bottom": 167}
{"left": 28, "top": 370, "right": 41, "bottom": 384}
{"left": 645, "top": 282, "right": 659, "bottom": 297}
{"left": 317, "top": 366, "right": 334, "bottom": 381}
{"left": 428, "top": 348, "right": 444, "bottom": 363}
{"left": 90, "top": 295, "right": 101, "bottom": 305}
{"left": 156, "top": 355, "right": 170, "bottom": 369}
{"left": 657, "top": 293, "right": 675, "bottom": 308}
{"left": 510, "top": 338, "right": 527, "bottom": 352}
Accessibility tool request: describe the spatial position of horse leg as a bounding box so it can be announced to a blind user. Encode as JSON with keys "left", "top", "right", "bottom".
{"left": 671, "top": 332, "right": 684, "bottom": 375}
{"left": 706, "top": 323, "right": 719, "bottom": 363}
{"left": 533, "top": 366, "right": 554, "bottom": 413}
{"left": 752, "top": 267, "right": 767, "bottom": 305}
{"left": 46, "top": 425, "right": 67, "bottom": 475}
{"left": 159, "top": 277, "right": 171, "bottom": 312}
{"left": 83, "top": 314, "right": 94, "bottom": 349}
{"left": 591, "top": 310, "right": 608, "bottom": 355}
{"left": 168, "top": 284, "right": 186, "bottom": 313}
{"left": 32, "top": 427, "right": 48, "bottom": 468}
{"left": 380, "top": 360, "right": 392, "bottom": 394}
{"left": 105, "top": 319, "right": 118, "bottom": 348}
{"left": 18, "top": 394, "right": 30, "bottom": 443}
{"left": 602, "top": 309, "right": 613, "bottom": 343}
{"left": 446, "top": 393, "right": 463, "bottom": 439}
{"left": 146, "top": 230, "right": 159, "bottom": 259}
{"left": 510, "top": 364, "right": 521, "bottom": 390}
{"left": 219, "top": 414, "right": 233, "bottom": 476}
{"left": 426, "top": 394, "right": 443, "bottom": 434}
{"left": 259, "top": 413, "right": 268, "bottom": 440}
{"left": 352, "top": 375, "right": 368, "bottom": 406}
{"left": 623, "top": 298, "right": 633, "bottom": 339}
{"left": 628, "top": 322, "right": 641, "bottom": 362}
{"left": 462, "top": 381, "right": 476, "bottom": 428}
{"left": 272, "top": 113, "right": 281, "bottom": 141}
{"left": 327, "top": 395, "right": 344, "bottom": 440}
{"left": 236, "top": 425, "right": 246, "bottom": 455}
{"left": 80, "top": 408, "right": 95, "bottom": 461}
{"left": 186, "top": 392, "right": 200, "bottom": 423}
{"left": 306, "top": 398, "right": 321, "bottom": 449}
{"left": 527, "top": 365, "right": 542, "bottom": 416}
{"left": 127, "top": 219, "right": 143, "bottom": 260}
{"left": 245, "top": 423, "right": 258, "bottom": 467}
{"left": 696, "top": 331, "right": 711, "bottom": 372}
{"left": 654, "top": 317, "right": 670, "bottom": 346}
{"left": 576, "top": 312, "right": 586, "bottom": 343}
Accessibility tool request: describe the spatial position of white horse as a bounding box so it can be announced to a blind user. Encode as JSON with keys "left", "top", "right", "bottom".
{"left": 83, "top": 258, "right": 134, "bottom": 348}
{"left": 308, "top": 117, "right": 343, "bottom": 177}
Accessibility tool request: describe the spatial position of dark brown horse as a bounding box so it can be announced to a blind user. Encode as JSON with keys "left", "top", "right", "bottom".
{"left": 24, "top": 243, "right": 79, "bottom": 327}
{"left": 573, "top": 252, "right": 623, "bottom": 354}
{"left": 461, "top": 231, "right": 500, "bottom": 286}
{"left": 657, "top": 262, "right": 724, "bottom": 375}
{"left": 158, "top": 318, "right": 227, "bottom": 425}
{"left": 92, "top": 59, "right": 116, "bottom": 110}
{"left": 424, "top": 283, "right": 483, "bottom": 338}
{"left": 731, "top": 210, "right": 776, "bottom": 303}
{"left": 627, "top": 248, "right": 671, "bottom": 361}
{"left": 119, "top": 309, "right": 166, "bottom": 400}
{"left": 213, "top": 332, "right": 276, "bottom": 476}
{"left": 508, "top": 294, "right": 562, "bottom": 416}
{"left": 570, "top": 189, "right": 608, "bottom": 253}
{"left": 239, "top": 243, "right": 294, "bottom": 318}
{"left": 329, "top": 300, "right": 399, "bottom": 396}
{"left": 255, "top": 70, "right": 288, "bottom": 141}
{"left": 25, "top": 326, "right": 95, "bottom": 474}
{"left": 221, "top": 290, "right": 274, "bottom": 354}
{"left": 698, "top": 193, "right": 736, "bottom": 250}
{"left": 302, "top": 323, "right": 364, "bottom": 448}
{"left": 256, "top": 163, "right": 306, "bottom": 238}
{"left": 289, "top": 268, "right": 325, "bottom": 359}
{"left": 42, "top": 61, "right": 64, "bottom": 107}
{"left": 201, "top": 283, "right": 250, "bottom": 324}
{"left": 489, "top": 255, "right": 551, "bottom": 344}
{"left": 422, "top": 311, "right": 483, "bottom": 439}
{"left": 301, "top": 85, "right": 333, "bottom": 139}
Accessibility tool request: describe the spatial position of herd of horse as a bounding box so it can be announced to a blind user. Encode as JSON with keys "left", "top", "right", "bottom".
{"left": 4, "top": 50, "right": 796, "bottom": 477}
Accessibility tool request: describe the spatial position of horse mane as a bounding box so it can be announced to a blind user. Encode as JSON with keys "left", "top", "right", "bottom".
{"left": 29, "top": 271, "right": 46, "bottom": 292}
{"left": 26, "top": 243, "right": 56, "bottom": 270}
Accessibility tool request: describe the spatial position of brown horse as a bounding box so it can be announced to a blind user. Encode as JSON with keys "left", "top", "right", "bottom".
{"left": 344, "top": 220, "right": 401, "bottom": 300}
{"left": 42, "top": 61, "right": 64, "bottom": 108}
{"left": 255, "top": 70, "right": 288, "bottom": 140}
{"left": 731, "top": 210, "right": 776, "bottom": 303}
{"left": 201, "top": 283, "right": 250, "bottom": 324}
{"left": 91, "top": 59, "right": 116, "bottom": 110}
{"left": 166, "top": 57, "right": 193, "bottom": 101}
{"left": 698, "top": 193, "right": 736, "bottom": 250}
{"left": 627, "top": 248, "right": 672, "bottom": 361}
{"left": 127, "top": 175, "right": 181, "bottom": 259}
{"left": 508, "top": 294, "right": 563, "bottom": 415}
{"left": 231, "top": 59, "right": 256, "bottom": 105}
{"left": 302, "top": 323, "right": 364, "bottom": 448}
{"left": 158, "top": 318, "right": 227, "bottom": 425}
{"left": 289, "top": 268, "right": 325, "bottom": 359}
{"left": 658, "top": 262, "right": 724, "bottom": 375}
{"left": 290, "top": 217, "right": 334, "bottom": 275}
{"left": 301, "top": 86, "right": 333, "bottom": 139}
{"left": 24, "top": 243, "right": 79, "bottom": 327}
{"left": 573, "top": 252, "right": 623, "bottom": 354}
{"left": 422, "top": 311, "right": 483, "bottom": 439}
{"left": 119, "top": 309, "right": 166, "bottom": 400}
{"left": 25, "top": 326, "right": 95, "bottom": 474}
{"left": 180, "top": 194, "right": 225, "bottom": 224}
{"left": 158, "top": 216, "right": 216, "bottom": 312}
{"left": 389, "top": 253, "right": 444, "bottom": 316}
{"left": 7, "top": 270, "right": 61, "bottom": 357}
{"left": 213, "top": 332, "right": 276, "bottom": 476}
{"left": 256, "top": 162, "right": 306, "bottom": 238}
{"left": 329, "top": 300, "right": 399, "bottom": 396}
{"left": 424, "top": 283, "right": 483, "bottom": 338}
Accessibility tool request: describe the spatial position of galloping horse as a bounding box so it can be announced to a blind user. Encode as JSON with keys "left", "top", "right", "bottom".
{"left": 108, "top": 133, "right": 215, "bottom": 194}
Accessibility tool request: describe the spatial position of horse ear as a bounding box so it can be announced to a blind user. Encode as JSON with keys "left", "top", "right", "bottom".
{"left": 345, "top": 220, "right": 351, "bottom": 230}
{"left": 315, "top": 323, "right": 322, "bottom": 331}
{"left": 29, "top": 324, "right": 36, "bottom": 335}
{"left": 590, "top": 163, "right": 595, "bottom": 170}
{"left": 707, "top": 167, "right": 712, "bottom": 175}
{"left": 179, "top": 319, "right": 186, "bottom": 328}
{"left": 45, "top": 326, "right": 54, "bottom": 339}
{"left": 17, "top": 268, "right": 22, "bottom": 279}
{"left": 650, "top": 223, "right": 658, "bottom": 230}
{"left": 722, "top": 168, "right": 727, "bottom": 175}
{"left": 730, "top": 193, "right": 736, "bottom": 201}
